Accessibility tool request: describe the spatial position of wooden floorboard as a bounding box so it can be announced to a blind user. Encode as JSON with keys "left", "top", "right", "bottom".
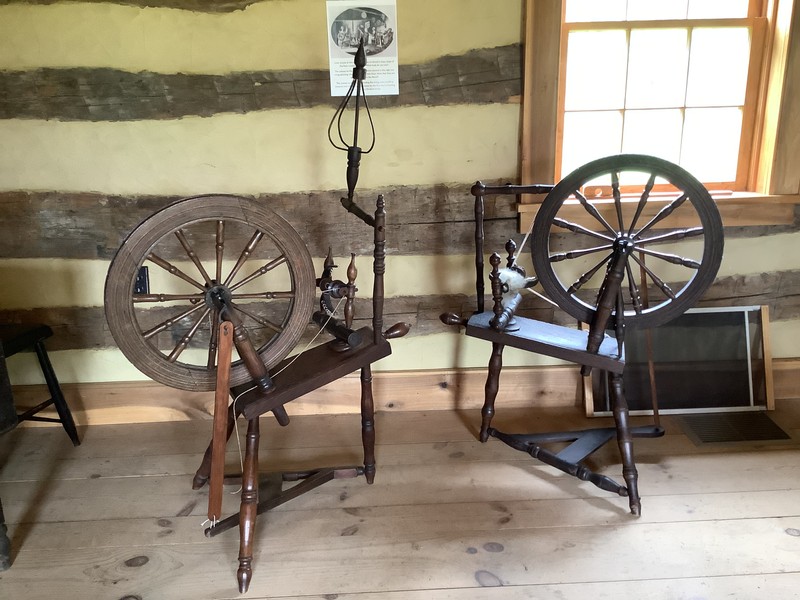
{"left": 1, "top": 403, "right": 799, "bottom": 599}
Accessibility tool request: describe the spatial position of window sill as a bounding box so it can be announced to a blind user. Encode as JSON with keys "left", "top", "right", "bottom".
{"left": 517, "top": 193, "right": 800, "bottom": 233}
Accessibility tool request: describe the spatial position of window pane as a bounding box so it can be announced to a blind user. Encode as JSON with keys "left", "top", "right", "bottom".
{"left": 565, "top": 0, "right": 626, "bottom": 23}
{"left": 565, "top": 30, "right": 628, "bottom": 111}
{"left": 626, "top": 29, "right": 689, "bottom": 108}
{"left": 686, "top": 27, "right": 750, "bottom": 107}
{"left": 622, "top": 109, "right": 683, "bottom": 163}
{"left": 627, "top": 0, "right": 688, "bottom": 20}
{"left": 561, "top": 111, "right": 623, "bottom": 177}
{"left": 680, "top": 107, "right": 742, "bottom": 182}
{"left": 688, "top": 0, "right": 749, "bottom": 19}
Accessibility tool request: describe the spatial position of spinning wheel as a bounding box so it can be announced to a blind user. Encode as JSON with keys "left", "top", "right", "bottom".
{"left": 102, "top": 45, "right": 408, "bottom": 594}
{"left": 442, "top": 153, "right": 725, "bottom": 517}
{"left": 532, "top": 154, "right": 724, "bottom": 329}
{"left": 104, "top": 194, "right": 316, "bottom": 392}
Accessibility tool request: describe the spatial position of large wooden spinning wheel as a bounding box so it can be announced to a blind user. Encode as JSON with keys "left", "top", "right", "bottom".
{"left": 105, "top": 195, "right": 316, "bottom": 392}
{"left": 532, "top": 154, "right": 724, "bottom": 329}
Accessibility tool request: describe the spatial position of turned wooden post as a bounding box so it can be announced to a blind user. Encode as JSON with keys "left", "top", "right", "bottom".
{"left": 372, "top": 195, "right": 386, "bottom": 344}
{"left": 609, "top": 372, "right": 640, "bottom": 515}
{"left": 344, "top": 254, "right": 357, "bottom": 330}
{"left": 480, "top": 342, "right": 504, "bottom": 443}
{"left": 472, "top": 182, "right": 486, "bottom": 313}
{"left": 360, "top": 365, "right": 376, "bottom": 484}
{"left": 237, "top": 417, "right": 260, "bottom": 593}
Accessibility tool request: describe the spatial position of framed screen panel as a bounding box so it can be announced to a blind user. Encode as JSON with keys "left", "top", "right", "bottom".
{"left": 586, "top": 305, "right": 773, "bottom": 417}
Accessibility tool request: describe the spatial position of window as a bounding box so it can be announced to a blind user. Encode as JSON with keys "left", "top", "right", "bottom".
{"left": 558, "top": 0, "right": 765, "bottom": 191}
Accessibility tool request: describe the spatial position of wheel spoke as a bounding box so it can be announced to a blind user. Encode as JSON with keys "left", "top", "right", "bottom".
{"left": 231, "top": 302, "right": 284, "bottom": 335}
{"left": 215, "top": 220, "right": 224, "bottom": 284}
{"left": 134, "top": 293, "right": 204, "bottom": 303}
{"left": 175, "top": 229, "right": 213, "bottom": 286}
{"left": 147, "top": 253, "right": 207, "bottom": 291}
{"left": 635, "top": 226, "right": 704, "bottom": 245}
{"left": 532, "top": 155, "right": 723, "bottom": 330}
{"left": 635, "top": 246, "right": 700, "bottom": 269}
{"left": 627, "top": 173, "right": 657, "bottom": 236}
{"left": 167, "top": 306, "right": 212, "bottom": 363}
{"left": 552, "top": 217, "right": 616, "bottom": 242}
{"left": 142, "top": 301, "right": 207, "bottom": 340}
{"left": 611, "top": 170, "right": 624, "bottom": 231}
{"left": 566, "top": 252, "right": 614, "bottom": 295}
{"left": 229, "top": 255, "right": 289, "bottom": 292}
{"left": 633, "top": 192, "right": 689, "bottom": 237}
{"left": 549, "top": 244, "right": 613, "bottom": 262}
{"left": 105, "top": 195, "right": 317, "bottom": 392}
{"left": 574, "top": 190, "right": 618, "bottom": 236}
{"left": 625, "top": 261, "right": 643, "bottom": 315}
{"left": 631, "top": 253, "right": 677, "bottom": 299}
{"left": 223, "top": 230, "right": 264, "bottom": 286}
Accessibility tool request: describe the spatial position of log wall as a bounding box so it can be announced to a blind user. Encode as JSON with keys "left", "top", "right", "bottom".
{"left": 0, "top": 0, "right": 798, "bottom": 392}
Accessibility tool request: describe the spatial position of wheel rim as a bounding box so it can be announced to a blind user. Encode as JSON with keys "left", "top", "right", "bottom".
{"left": 105, "top": 195, "right": 316, "bottom": 391}
{"left": 532, "top": 154, "right": 724, "bottom": 329}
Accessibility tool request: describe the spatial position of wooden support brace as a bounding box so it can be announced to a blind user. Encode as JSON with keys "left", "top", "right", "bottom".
{"left": 208, "top": 321, "right": 233, "bottom": 522}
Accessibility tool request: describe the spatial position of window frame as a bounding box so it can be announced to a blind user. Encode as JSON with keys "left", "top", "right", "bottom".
{"left": 518, "top": 0, "right": 800, "bottom": 232}
{"left": 557, "top": 13, "right": 766, "bottom": 192}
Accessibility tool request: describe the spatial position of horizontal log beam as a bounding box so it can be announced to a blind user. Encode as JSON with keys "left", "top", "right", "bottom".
{"left": 0, "top": 45, "right": 521, "bottom": 121}
{"left": 0, "top": 0, "right": 262, "bottom": 13}
{"left": 0, "top": 185, "right": 518, "bottom": 259}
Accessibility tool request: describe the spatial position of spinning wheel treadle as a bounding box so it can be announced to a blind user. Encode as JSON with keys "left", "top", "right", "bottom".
{"left": 532, "top": 154, "right": 724, "bottom": 329}
{"left": 104, "top": 195, "right": 316, "bottom": 392}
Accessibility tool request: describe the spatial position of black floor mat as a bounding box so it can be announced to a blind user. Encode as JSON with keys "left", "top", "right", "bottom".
{"left": 679, "top": 411, "right": 792, "bottom": 445}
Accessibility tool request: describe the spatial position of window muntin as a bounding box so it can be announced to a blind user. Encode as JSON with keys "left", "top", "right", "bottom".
{"left": 559, "top": 1, "right": 763, "bottom": 190}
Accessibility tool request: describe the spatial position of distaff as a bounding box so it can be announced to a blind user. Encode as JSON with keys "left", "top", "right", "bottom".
{"left": 328, "top": 41, "right": 376, "bottom": 226}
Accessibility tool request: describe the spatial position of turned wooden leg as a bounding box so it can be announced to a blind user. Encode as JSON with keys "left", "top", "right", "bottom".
{"left": 480, "top": 342, "right": 504, "bottom": 442}
{"left": 609, "top": 372, "right": 640, "bottom": 516}
{"left": 237, "top": 417, "right": 260, "bottom": 593}
{"left": 360, "top": 365, "right": 376, "bottom": 484}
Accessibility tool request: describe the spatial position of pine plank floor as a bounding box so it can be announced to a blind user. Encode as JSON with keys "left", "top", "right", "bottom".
{"left": 1, "top": 404, "right": 800, "bottom": 599}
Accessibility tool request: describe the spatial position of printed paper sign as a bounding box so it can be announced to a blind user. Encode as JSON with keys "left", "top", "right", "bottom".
{"left": 326, "top": 1, "right": 399, "bottom": 96}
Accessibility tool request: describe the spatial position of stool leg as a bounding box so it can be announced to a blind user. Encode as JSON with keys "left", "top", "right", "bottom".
{"left": 480, "top": 342, "right": 504, "bottom": 442}
{"left": 360, "top": 365, "right": 376, "bottom": 484}
{"left": 34, "top": 341, "right": 80, "bottom": 446}
{"left": 0, "top": 497, "right": 10, "bottom": 571}
{"left": 609, "top": 372, "right": 640, "bottom": 516}
{"left": 237, "top": 417, "right": 259, "bottom": 593}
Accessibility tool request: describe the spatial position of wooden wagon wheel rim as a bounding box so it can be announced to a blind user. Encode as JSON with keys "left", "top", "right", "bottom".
{"left": 105, "top": 195, "right": 316, "bottom": 392}
{"left": 532, "top": 154, "right": 724, "bottom": 330}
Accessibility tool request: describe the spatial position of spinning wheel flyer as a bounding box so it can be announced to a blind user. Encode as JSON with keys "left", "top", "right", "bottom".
{"left": 327, "top": 1, "right": 399, "bottom": 96}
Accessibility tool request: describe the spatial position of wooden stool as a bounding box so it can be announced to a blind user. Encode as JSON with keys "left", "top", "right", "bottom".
{"left": 0, "top": 324, "right": 80, "bottom": 446}
{"left": 0, "top": 324, "right": 81, "bottom": 571}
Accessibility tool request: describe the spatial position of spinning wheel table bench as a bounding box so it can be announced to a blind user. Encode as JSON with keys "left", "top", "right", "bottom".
{"left": 443, "top": 154, "right": 724, "bottom": 516}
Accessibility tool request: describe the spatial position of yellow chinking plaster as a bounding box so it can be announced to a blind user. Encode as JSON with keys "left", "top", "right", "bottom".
{"left": 0, "top": 0, "right": 523, "bottom": 74}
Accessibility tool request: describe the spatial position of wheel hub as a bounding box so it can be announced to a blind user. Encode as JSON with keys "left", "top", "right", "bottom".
{"left": 205, "top": 283, "right": 233, "bottom": 310}
{"left": 613, "top": 236, "right": 636, "bottom": 256}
